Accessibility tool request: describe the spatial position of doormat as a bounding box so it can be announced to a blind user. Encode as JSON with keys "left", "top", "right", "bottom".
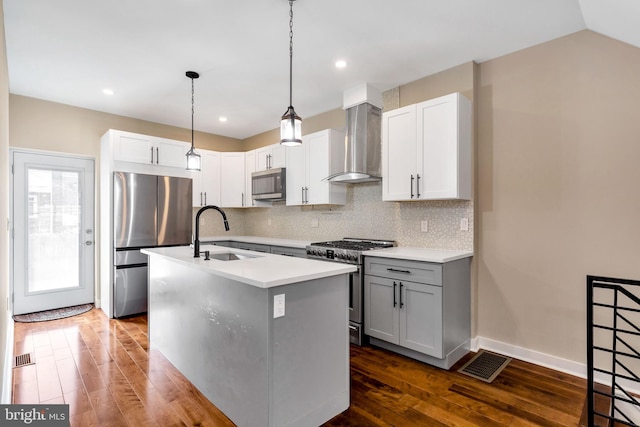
{"left": 457, "top": 349, "right": 511, "bottom": 383}
{"left": 13, "top": 304, "right": 94, "bottom": 323}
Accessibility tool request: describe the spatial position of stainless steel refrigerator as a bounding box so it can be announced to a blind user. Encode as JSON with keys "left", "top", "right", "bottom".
{"left": 113, "top": 172, "right": 192, "bottom": 317}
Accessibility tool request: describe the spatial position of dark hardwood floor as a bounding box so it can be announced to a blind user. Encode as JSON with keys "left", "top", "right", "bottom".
{"left": 12, "top": 309, "right": 587, "bottom": 426}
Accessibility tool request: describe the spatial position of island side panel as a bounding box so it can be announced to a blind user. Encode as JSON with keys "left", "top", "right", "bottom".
{"left": 269, "top": 275, "right": 350, "bottom": 427}
{"left": 148, "top": 256, "right": 270, "bottom": 427}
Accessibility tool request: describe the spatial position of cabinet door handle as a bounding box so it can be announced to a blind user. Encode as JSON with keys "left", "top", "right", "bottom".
{"left": 242, "top": 192, "right": 245, "bottom": 206}
{"left": 410, "top": 175, "right": 415, "bottom": 198}
{"left": 393, "top": 281, "right": 397, "bottom": 307}
{"left": 150, "top": 147, "right": 154, "bottom": 164}
{"left": 200, "top": 192, "right": 203, "bottom": 206}
{"left": 416, "top": 174, "right": 421, "bottom": 199}
{"left": 156, "top": 147, "right": 159, "bottom": 164}
{"left": 204, "top": 192, "right": 207, "bottom": 205}
{"left": 399, "top": 282, "right": 404, "bottom": 308}
{"left": 301, "top": 187, "right": 305, "bottom": 203}
{"left": 387, "top": 268, "right": 411, "bottom": 274}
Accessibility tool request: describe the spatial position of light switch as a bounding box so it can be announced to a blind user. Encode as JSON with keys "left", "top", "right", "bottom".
{"left": 274, "top": 294, "right": 285, "bottom": 318}
{"left": 460, "top": 217, "right": 469, "bottom": 231}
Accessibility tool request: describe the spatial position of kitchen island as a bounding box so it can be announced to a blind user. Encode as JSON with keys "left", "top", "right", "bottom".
{"left": 141, "top": 245, "right": 356, "bottom": 427}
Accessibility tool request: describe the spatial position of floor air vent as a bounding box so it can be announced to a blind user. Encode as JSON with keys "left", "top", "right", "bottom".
{"left": 458, "top": 350, "right": 511, "bottom": 383}
{"left": 14, "top": 353, "right": 34, "bottom": 368}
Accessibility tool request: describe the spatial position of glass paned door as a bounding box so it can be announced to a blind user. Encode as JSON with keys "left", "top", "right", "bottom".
{"left": 12, "top": 151, "right": 95, "bottom": 315}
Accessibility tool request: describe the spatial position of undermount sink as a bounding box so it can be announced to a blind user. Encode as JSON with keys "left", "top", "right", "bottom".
{"left": 208, "top": 252, "right": 260, "bottom": 261}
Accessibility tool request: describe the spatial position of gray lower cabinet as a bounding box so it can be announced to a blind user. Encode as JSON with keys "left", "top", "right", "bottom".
{"left": 233, "top": 242, "right": 271, "bottom": 253}
{"left": 200, "top": 240, "right": 307, "bottom": 258}
{"left": 270, "top": 245, "right": 307, "bottom": 258}
{"left": 364, "top": 256, "right": 470, "bottom": 369}
{"left": 207, "top": 240, "right": 233, "bottom": 247}
{"left": 365, "top": 275, "right": 443, "bottom": 357}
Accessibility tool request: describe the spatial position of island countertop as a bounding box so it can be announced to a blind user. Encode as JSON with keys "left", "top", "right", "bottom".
{"left": 142, "top": 245, "right": 356, "bottom": 289}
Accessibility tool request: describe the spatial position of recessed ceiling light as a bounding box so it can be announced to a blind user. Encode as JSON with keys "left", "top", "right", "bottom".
{"left": 103, "top": 88, "right": 114, "bottom": 95}
{"left": 219, "top": 116, "right": 227, "bottom": 122}
{"left": 335, "top": 60, "right": 347, "bottom": 69}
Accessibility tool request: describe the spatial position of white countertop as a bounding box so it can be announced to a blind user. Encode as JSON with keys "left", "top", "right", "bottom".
{"left": 199, "top": 235, "right": 312, "bottom": 249}
{"left": 198, "top": 235, "right": 473, "bottom": 263}
{"left": 142, "top": 245, "right": 355, "bottom": 289}
{"left": 364, "top": 247, "right": 473, "bottom": 263}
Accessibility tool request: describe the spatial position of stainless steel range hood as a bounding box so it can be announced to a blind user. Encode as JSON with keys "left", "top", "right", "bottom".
{"left": 325, "top": 84, "right": 383, "bottom": 183}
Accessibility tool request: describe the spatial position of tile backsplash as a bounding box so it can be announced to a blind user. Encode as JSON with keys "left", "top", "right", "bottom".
{"left": 196, "top": 182, "right": 473, "bottom": 250}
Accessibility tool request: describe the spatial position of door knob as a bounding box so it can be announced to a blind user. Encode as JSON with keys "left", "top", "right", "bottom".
{"left": 85, "top": 241, "right": 93, "bottom": 246}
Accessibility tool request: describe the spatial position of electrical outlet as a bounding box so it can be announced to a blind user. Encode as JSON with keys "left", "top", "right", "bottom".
{"left": 421, "top": 220, "right": 428, "bottom": 232}
{"left": 460, "top": 217, "right": 469, "bottom": 231}
{"left": 274, "top": 294, "right": 285, "bottom": 318}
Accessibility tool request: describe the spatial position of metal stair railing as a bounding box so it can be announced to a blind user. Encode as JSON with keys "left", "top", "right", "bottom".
{"left": 588, "top": 275, "right": 640, "bottom": 427}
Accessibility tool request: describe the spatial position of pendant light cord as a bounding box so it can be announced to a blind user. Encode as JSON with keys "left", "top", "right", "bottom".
{"left": 289, "top": 0, "right": 294, "bottom": 107}
{"left": 191, "top": 76, "right": 195, "bottom": 149}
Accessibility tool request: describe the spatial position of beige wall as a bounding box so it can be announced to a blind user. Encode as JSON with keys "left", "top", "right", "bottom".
{"left": 477, "top": 30, "right": 640, "bottom": 363}
{"left": 0, "top": 0, "right": 12, "bottom": 403}
{"left": 9, "top": 95, "right": 242, "bottom": 155}
{"left": 400, "top": 61, "right": 475, "bottom": 108}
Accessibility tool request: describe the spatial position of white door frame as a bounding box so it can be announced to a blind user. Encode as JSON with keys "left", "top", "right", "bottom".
{"left": 10, "top": 149, "right": 96, "bottom": 315}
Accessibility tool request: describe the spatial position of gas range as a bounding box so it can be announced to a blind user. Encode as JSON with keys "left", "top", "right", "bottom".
{"left": 306, "top": 238, "right": 396, "bottom": 265}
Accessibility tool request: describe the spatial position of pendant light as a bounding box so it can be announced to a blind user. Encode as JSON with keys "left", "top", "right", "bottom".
{"left": 185, "top": 71, "right": 202, "bottom": 171}
{"left": 280, "top": 0, "right": 302, "bottom": 146}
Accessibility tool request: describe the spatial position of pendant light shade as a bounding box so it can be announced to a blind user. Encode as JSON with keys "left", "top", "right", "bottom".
{"left": 280, "top": 105, "right": 302, "bottom": 146}
{"left": 186, "top": 71, "right": 201, "bottom": 171}
{"left": 280, "top": 0, "right": 302, "bottom": 146}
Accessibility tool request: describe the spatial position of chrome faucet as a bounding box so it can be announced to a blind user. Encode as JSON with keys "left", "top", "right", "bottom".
{"left": 194, "top": 205, "right": 230, "bottom": 257}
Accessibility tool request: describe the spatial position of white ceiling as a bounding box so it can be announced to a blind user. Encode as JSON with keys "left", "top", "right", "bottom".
{"left": 3, "top": 0, "right": 639, "bottom": 140}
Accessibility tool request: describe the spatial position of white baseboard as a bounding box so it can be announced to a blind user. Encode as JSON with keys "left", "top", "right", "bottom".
{"left": 471, "top": 336, "right": 640, "bottom": 396}
{"left": 2, "top": 313, "right": 14, "bottom": 404}
{"left": 471, "top": 336, "right": 587, "bottom": 379}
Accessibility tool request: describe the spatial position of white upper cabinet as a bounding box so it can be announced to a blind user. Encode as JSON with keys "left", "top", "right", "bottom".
{"left": 220, "top": 152, "right": 247, "bottom": 207}
{"left": 244, "top": 150, "right": 271, "bottom": 208}
{"left": 191, "top": 149, "right": 220, "bottom": 207}
{"left": 382, "top": 92, "right": 472, "bottom": 201}
{"left": 112, "top": 130, "right": 189, "bottom": 169}
{"left": 255, "top": 143, "right": 286, "bottom": 171}
{"left": 286, "top": 129, "right": 346, "bottom": 206}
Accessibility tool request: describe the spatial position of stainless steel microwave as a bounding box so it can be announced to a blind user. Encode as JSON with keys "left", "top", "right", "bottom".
{"left": 251, "top": 167, "right": 286, "bottom": 201}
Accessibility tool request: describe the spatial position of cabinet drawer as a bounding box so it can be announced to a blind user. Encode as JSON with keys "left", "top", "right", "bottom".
{"left": 364, "top": 257, "right": 442, "bottom": 286}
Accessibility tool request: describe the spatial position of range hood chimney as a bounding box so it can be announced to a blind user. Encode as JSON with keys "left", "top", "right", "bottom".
{"left": 325, "top": 84, "right": 383, "bottom": 183}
